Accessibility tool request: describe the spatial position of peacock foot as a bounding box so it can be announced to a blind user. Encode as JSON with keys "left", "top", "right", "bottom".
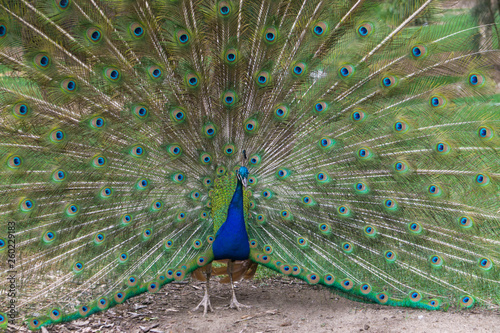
{"left": 229, "top": 292, "right": 251, "bottom": 311}
{"left": 192, "top": 293, "right": 213, "bottom": 316}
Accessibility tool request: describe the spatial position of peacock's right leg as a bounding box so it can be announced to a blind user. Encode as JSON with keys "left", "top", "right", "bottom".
{"left": 192, "top": 265, "right": 214, "bottom": 316}
{"left": 227, "top": 260, "right": 251, "bottom": 310}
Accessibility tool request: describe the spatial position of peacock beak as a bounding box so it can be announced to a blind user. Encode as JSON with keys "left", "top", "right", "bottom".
{"left": 242, "top": 178, "right": 248, "bottom": 188}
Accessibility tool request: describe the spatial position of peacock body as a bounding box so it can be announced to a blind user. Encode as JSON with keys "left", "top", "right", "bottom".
{"left": 0, "top": 0, "right": 499, "bottom": 330}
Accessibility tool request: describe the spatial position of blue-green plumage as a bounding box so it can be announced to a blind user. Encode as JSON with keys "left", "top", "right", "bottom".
{"left": 212, "top": 172, "right": 250, "bottom": 260}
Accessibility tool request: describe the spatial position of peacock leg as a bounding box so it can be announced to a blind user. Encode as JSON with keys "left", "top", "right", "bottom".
{"left": 228, "top": 260, "right": 251, "bottom": 310}
{"left": 192, "top": 266, "right": 213, "bottom": 316}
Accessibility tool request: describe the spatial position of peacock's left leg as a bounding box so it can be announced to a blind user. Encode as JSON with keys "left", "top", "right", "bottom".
{"left": 227, "top": 260, "right": 251, "bottom": 310}
{"left": 192, "top": 264, "right": 214, "bottom": 316}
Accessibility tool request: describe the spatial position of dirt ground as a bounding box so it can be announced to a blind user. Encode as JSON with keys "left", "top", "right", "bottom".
{"left": 23, "top": 276, "right": 500, "bottom": 333}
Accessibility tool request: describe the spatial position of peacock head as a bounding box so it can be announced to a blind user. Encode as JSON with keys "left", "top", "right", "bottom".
{"left": 237, "top": 166, "right": 249, "bottom": 188}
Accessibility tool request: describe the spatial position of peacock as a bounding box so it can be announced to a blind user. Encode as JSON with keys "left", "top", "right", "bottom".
{"left": 0, "top": 0, "right": 499, "bottom": 330}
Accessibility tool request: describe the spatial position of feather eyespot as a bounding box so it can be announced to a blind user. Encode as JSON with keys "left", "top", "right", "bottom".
{"left": 225, "top": 48, "right": 238, "bottom": 63}
{"left": 218, "top": 2, "right": 231, "bottom": 16}
{"left": 249, "top": 155, "right": 261, "bottom": 166}
{"left": 274, "top": 105, "right": 289, "bottom": 120}
{"left": 297, "top": 237, "right": 308, "bottom": 248}
{"left": 411, "top": 45, "right": 427, "bottom": 59}
{"left": 393, "top": 161, "right": 409, "bottom": 173}
{"left": 354, "top": 181, "right": 369, "bottom": 194}
{"left": 176, "top": 30, "right": 190, "bottom": 45}
{"left": 302, "top": 195, "right": 316, "bottom": 207}
{"left": 429, "top": 255, "right": 444, "bottom": 268}
{"left": 408, "top": 222, "right": 423, "bottom": 234}
{"left": 90, "top": 116, "right": 105, "bottom": 129}
{"left": 86, "top": 27, "right": 102, "bottom": 43}
{"left": 384, "top": 250, "right": 397, "bottom": 262}
{"left": 376, "top": 293, "right": 389, "bottom": 304}
{"left": 384, "top": 198, "right": 397, "bottom": 211}
{"left": 61, "top": 79, "right": 77, "bottom": 93}
{"left": 427, "top": 184, "right": 442, "bottom": 197}
{"left": 52, "top": 169, "right": 66, "bottom": 182}
{"left": 34, "top": 54, "right": 50, "bottom": 69}
{"left": 137, "top": 178, "right": 149, "bottom": 190}
{"left": 104, "top": 68, "right": 120, "bottom": 81}
{"left": 256, "top": 71, "right": 270, "bottom": 86}
{"left": 430, "top": 96, "right": 446, "bottom": 108}
{"left": 143, "top": 228, "right": 152, "bottom": 240}
{"left": 256, "top": 214, "right": 266, "bottom": 224}
{"left": 435, "top": 142, "right": 450, "bottom": 154}
{"left": 292, "top": 62, "right": 307, "bottom": 77}
{"left": 13, "top": 103, "right": 30, "bottom": 118}
{"left": 121, "top": 214, "right": 132, "bottom": 225}
{"left": 151, "top": 200, "right": 163, "bottom": 211}
{"left": 460, "top": 295, "right": 474, "bottom": 308}
{"left": 217, "top": 166, "right": 226, "bottom": 175}
{"left": 203, "top": 123, "right": 217, "bottom": 138}
{"left": 73, "top": 261, "right": 84, "bottom": 273}
{"left": 190, "top": 191, "right": 200, "bottom": 200}
{"left": 475, "top": 173, "right": 490, "bottom": 186}
{"left": 409, "top": 291, "right": 422, "bottom": 302}
{"left": 20, "top": 198, "right": 35, "bottom": 212}
{"left": 319, "top": 137, "right": 336, "bottom": 150}
{"left": 223, "top": 144, "right": 236, "bottom": 156}
{"left": 50, "top": 129, "right": 65, "bottom": 143}
{"left": 341, "top": 278, "right": 354, "bottom": 290}
{"left": 312, "top": 22, "right": 328, "bottom": 36}
{"left": 264, "top": 27, "right": 277, "bottom": 43}
{"left": 458, "top": 216, "right": 473, "bottom": 229}
{"left": 131, "top": 145, "right": 145, "bottom": 157}
{"left": 170, "top": 108, "right": 186, "bottom": 124}
{"left": 338, "top": 205, "right": 351, "bottom": 216}
{"left": 94, "top": 232, "right": 105, "bottom": 245}
{"left": 92, "top": 155, "right": 107, "bottom": 168}
{"left": 364, "top": 225, "right": 377, "bottom": 237}
{"left": 360, "top": 283, "right": 372, "bottom": 294}
{"left": 468, "top": 73, "right": 484, "bottom": 87}
{"left": 342, "top": 242, "right": 353, "bottom": 253}
{"left": 148, "top": 66, "right": 162, "bottom": 79}
{"left": 357, "top": 147, "right": 373, "bottom": 160}
{"left": 186, "top": 73, "right": 199, "bottom": 87}
{"left": 339, "top": 65, "right": 354, "bottom": 78}
{"left": 280, "top": 209, "right": 292, "bottom": 220}
{"left": 276, "top": 168, "right": 290, "bottom": 179}
{"left": 132, "top": 106, "right": 148, "bottom": 119}
{"left": 118, "top": 252, "right": 128, "bottom": 263}
{"left": 315, "top": 171, "right": 330, "bottom": 183}
{"left": 7, "top": 155, "right": 23, "bottom": 169}
{"left": 314, "top": 101, "right": 328, "bottom": 113}
{"left": 66, "top": 204, "right": 79, "bottom": 216}
{"left": 100, "top": 187, "right": 113, "bottom": 198}
{"left": 357, "top": 23, "right": 373, "bottom": 37}
{"left": 478, "top": 257, "right": 493, "bottom": 271}
{"left": 200, "top": 152, "right": 212, "bottom": 165}
{"left": 222, "top": 91, "right": 237, "bottom": 106}
{"left": 130, "top": 23, "right": 144, "bottom": 38}
{"left": 55, "top": 0, "right": 70, "bottom": 10}
{"left": 478, "top": 126, "right": 494, "bottom": 140}
{"left": 381, "top": 76, "right": 397, "bottom": 88}
{"left": 0, "top": 24, "right": 6, "bottom": 38}
{"left": 167, "top": 144, "right": 182, "bottom": 157}
{"left": 244, "top": 119, "right": 258, "bottom": 134}
{"left": 324, "top": 274, "right": 335, "bottom": 285}
{"left": 394, "top": 120, "right": 409, "bottom": 133}
{"left": 43, "top": 230, "right": 56, "bottom": 244}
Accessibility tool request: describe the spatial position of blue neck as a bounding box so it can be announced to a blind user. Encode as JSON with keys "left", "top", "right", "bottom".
{"left": 212, "top": 180, "right": 250, "bottom": 260}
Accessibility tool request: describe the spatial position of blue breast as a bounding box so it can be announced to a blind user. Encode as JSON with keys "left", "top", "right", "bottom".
{"left": 212, "top": 180, "right": 250, "bottom": 260}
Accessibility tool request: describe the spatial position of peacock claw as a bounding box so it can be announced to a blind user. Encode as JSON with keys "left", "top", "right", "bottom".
{"left": 192, "top": 293, "right": 213, "bottom": 316}
{"left": 229, "top": 291, "right": 251, "bottom": 311}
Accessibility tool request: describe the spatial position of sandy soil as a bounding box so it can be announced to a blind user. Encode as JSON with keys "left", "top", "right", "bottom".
{"left": 28, "top": 276, "right": 500, "bottom": 333}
